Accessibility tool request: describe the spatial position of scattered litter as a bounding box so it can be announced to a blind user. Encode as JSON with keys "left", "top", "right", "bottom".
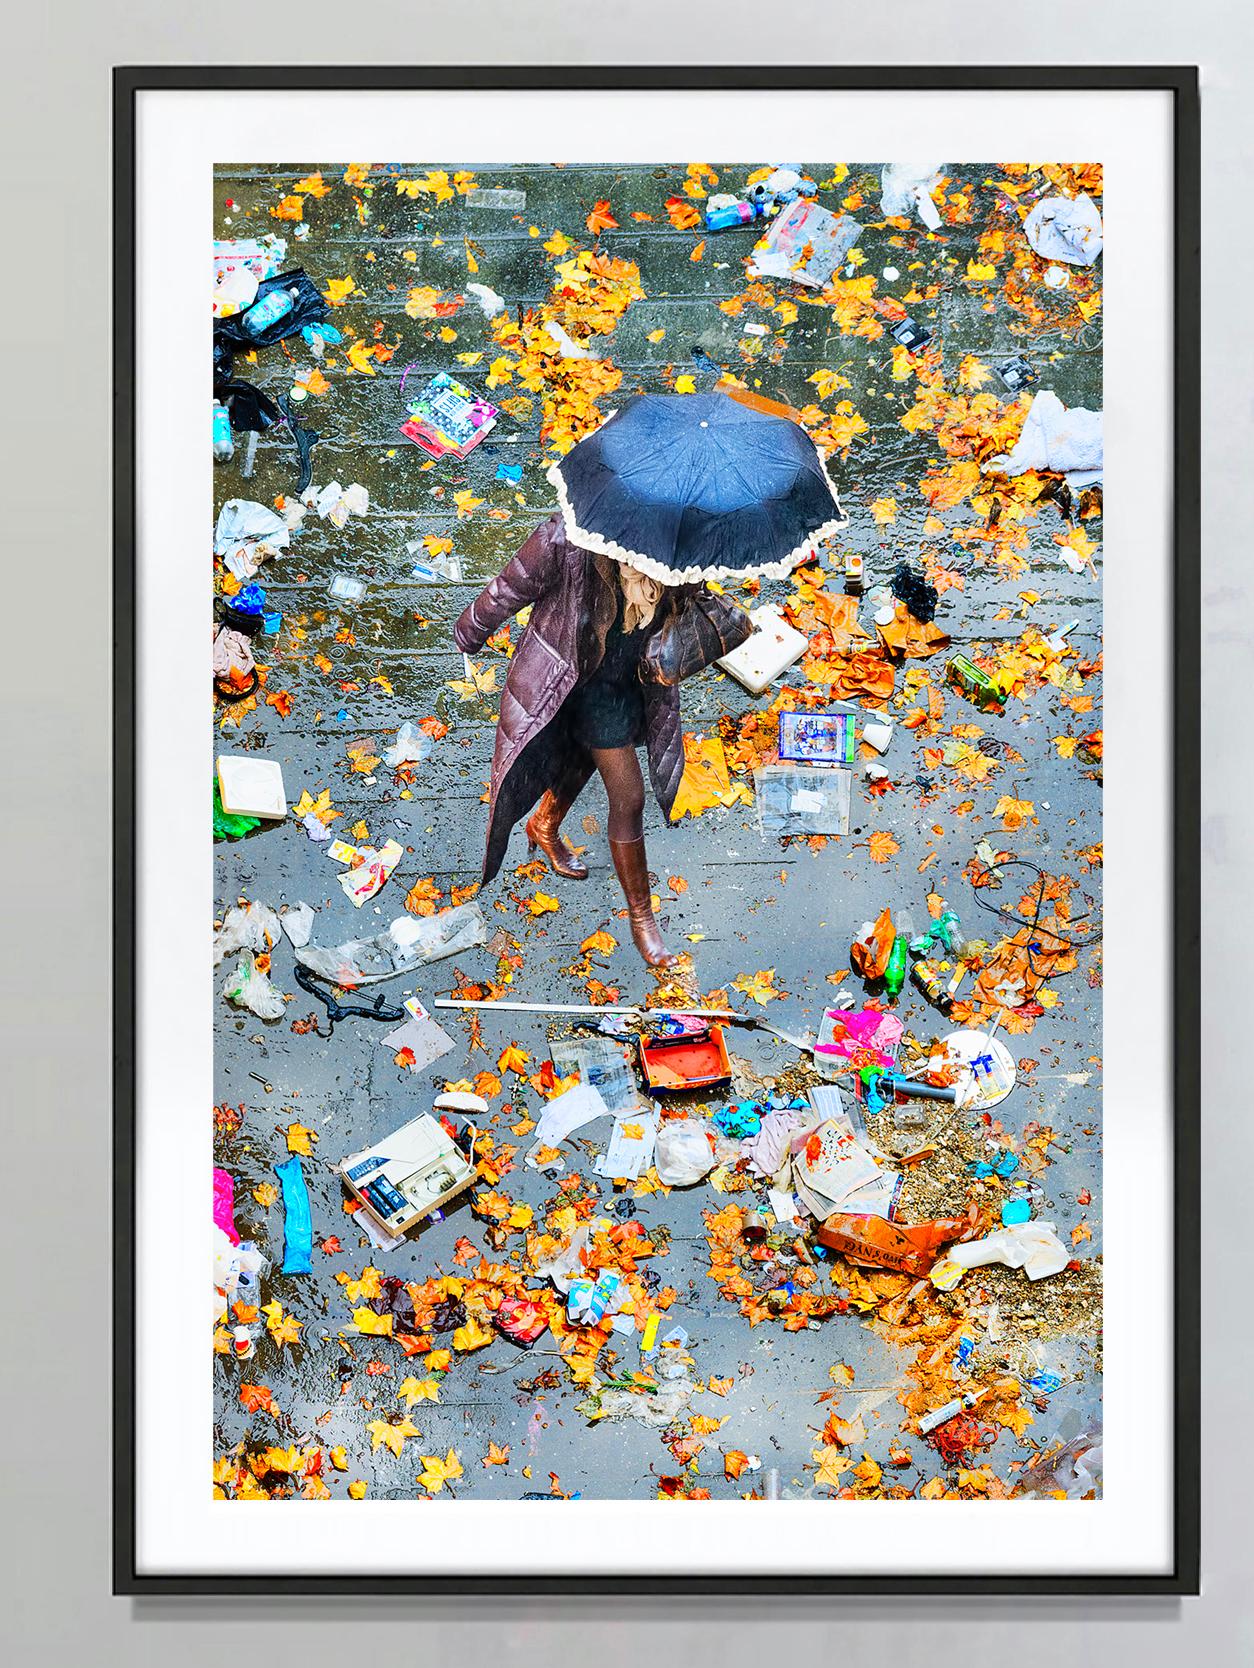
{"left": 326, "top": 836, "right": 404, "bottom": 905}
{"left": 749, "top": 198, "right": 862, "bottom": 288}
{"left": 524, "top": 1082, "right": 610, "bottom": 1170}
{"left": 295, "top": 903, "right": 490, "bottom": 983}
{"left": 279, "top": 902, "right": 315, "bottom": 947}
{"left": 222, "top": 953, "right": 286, "bottom": 1021}
{"left": 308, "top": 479, "right": 369, "bottom": 528}
{"left": 382, "top": 721, "right": 434, "bottom": 769}
{"left": 380, "top": 997, "right": 457, "bottom": 1072}
{"left": 880, "top": 163, "right": 945, "bottom": 229}
{"left": 654, "top": 1119, "right": 717, "bottom": 1187}
{"left": 213, "top": 901, "right": 281, "bottom": 967}
{"left": 275, "top": 1155, "right": 313, "bottom": 1275}
{"left": 989, "top": 389, "right": 1103, "bottom": 489}
{"left": 755, "top": 763, "right": 851, "bottom": 836}
{"left": 216, "top": 754, "right": 286, "bottom": 821}
{"left": 1024, "top": 193, "right": 1103, "bottom": 266}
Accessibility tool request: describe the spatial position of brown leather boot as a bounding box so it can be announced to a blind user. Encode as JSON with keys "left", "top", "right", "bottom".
{"left": 526, "top": 788, "right": 588, "bottom": 879}
{"left": 609, "top": 837, "right": 678, "bottom": 968}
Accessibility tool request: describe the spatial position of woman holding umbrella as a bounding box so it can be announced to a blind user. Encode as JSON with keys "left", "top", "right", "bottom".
{"left": 453, "top": 392, "right": 846, "bottom": 968}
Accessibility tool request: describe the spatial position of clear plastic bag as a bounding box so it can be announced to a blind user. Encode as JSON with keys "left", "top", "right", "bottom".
{"left": 295, "top": 903, "right": 489, "bottom": 984}
{"left": 654, "top": 1119, "right": 716, "bottom": 1187}
{"left": 222, "top": 953, "right": 286, "bottom": 1020}
{"left": 382, "top": 721, "right": 434, "bottom": 770}
{"left": 213, "top": 902, "right": 281, "bottom": 967}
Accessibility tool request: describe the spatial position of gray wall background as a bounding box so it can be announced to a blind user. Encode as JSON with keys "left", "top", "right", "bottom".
{"left": 1, "top": 2, "right": 1244, "bottom": 1661}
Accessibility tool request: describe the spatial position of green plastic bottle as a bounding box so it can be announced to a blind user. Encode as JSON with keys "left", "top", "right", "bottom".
{"left": 884, "top": 910, "right": 914, "bottom": 997}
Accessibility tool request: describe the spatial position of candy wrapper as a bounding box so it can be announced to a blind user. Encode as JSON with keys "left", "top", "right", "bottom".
{"left": 494, "top": 1296, "right": 550, "bottom": 1349}
{"left": 327, "top": 837, "right": 403, "bottom": 906}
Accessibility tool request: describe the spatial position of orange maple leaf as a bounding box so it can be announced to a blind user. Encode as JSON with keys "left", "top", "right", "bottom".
{"left": 586, "top": 200, "right": 618, "bottom": 235}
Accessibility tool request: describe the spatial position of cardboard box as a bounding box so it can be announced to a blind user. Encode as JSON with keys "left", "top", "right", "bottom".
{"left": 340, "top": 1113, "right": 477, "bottom": 1237}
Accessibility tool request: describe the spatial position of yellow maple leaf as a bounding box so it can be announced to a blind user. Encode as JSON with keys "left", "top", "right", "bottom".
{"left": 292, "top": 788, "right": 339, "bottom": 827}
{"left": 580, "top": 929, "right": 617, "bottom": 955}
{"left": 347, "top": 1479, "right": 368, "bottom": 1498}
{"left": 731, "top": 968, "right": 784, "bottom": 1007}
{"left": 453, "top": 489, "right": 484, "bottom": 518}
{"left": 867, "top": 830, "right": 900, "bottom": 863}
{"left": 397, "top": 1376, "right": 440, "bottom": 1408}
{"left": 337, "top": 1264, "right": 382, "bottom": 1304}
{"left": 994, "top": 795, "right": 1037, "bottom": 831}
{"left": 328, "top": 1447, "right": 348, "bottom": 1471}
{"left": 526, "top": 893, "right": 560, "bottom": 917}
{"left": 498, "top": 1044, "right": 530, "bottom": 1075}
{"left": 322, "top": 275, "right": 357, "bottom": 306}
{"left": 812, "top": 1445, "right": 851, "bottom": 1488}
{"left": 674, "top": 374, "right": 698, "bottom": 394}
{"left": 452, "top": 1318, "right": 493, "bottom": 1353}
{"left": 285, "top": 1122, "right": 318, "bottom": 1156}
{"left": 346, "top": 339, "right": 377, "bottom": 376}
{"left": 416, "top": 1448, "right": 464, "bottom": 1494}
{"left": 448, "top": 660, "right": 498, "bottom": 700}
{"left": 352, "top": 1307, "right": 393, "bottom": 1338}
{"left": 366, "top": 1416, "right": 421, "bottom": 1458}
{"left": 723, "top": 1449, "right": 750, "bottom": 1480}
{"left": 871, "top": 497, "right": 898, "bottom": 525}
{"left": 483, "top": 1441, "right": 510, "bottom": 1466}
{"left": 853, "top": 1456, "right": 883, "bottom": 1490}
{"left": 251, "top": 1182, "right": 278, "bottom": 1209}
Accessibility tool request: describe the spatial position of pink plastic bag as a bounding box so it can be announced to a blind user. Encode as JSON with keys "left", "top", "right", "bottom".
{"left": 213, "top": 1168, "right": 240, "bottom": 1245}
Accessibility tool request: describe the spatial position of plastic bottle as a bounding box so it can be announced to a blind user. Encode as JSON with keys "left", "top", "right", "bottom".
{"left": 704, "top": 198, "right": 763, "bottom": 231}
{"left": 241, "top": 285, "right": 299, "bottom": 338}
{"left": 884, "top": 910, "right": 914, "bottom": 997}
{"left": 935, "top": 908, "right": 968, "bottom": 957}
{"left": 212, "top": 400, "right": 234, "bottom": 463}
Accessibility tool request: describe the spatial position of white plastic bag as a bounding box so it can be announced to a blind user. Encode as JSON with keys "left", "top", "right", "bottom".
{"left": 213, "top": 902, "right": 281, "bottom": 967}
{"left": 382, "top": 721, "right": 434, "bottom": 770}
{"left": 988, "top": 390, "right": 1103, "bottom": 488}
{"left": 222, "top": 953, "right": 286, "bottom": 1021}
{"left": 1024, "top": 193, "right": 1103, "bottom": 266}
{"left": 880, "top": 163, "right": 945, "bottom": 230}
{"left": 654, "top": 1119, "right": 716, "bottom": 1187}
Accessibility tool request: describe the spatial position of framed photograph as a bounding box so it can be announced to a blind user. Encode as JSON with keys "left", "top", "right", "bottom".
{"left": 115, "top": 65, "right": 1199, "bottom": 1595}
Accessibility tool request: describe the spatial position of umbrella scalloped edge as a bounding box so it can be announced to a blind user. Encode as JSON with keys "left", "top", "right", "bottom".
{"left": 546, "top": 461, "right": 849, "bottom": 586}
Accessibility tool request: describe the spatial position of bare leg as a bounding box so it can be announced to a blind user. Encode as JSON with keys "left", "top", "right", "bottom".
{"left": 590, "top": 746, "right": 677, "bottom": 968}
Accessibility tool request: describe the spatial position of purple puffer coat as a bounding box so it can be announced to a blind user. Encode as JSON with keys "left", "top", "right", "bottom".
{"left": 454, "top": 515, "right": 696, "bottom": 884}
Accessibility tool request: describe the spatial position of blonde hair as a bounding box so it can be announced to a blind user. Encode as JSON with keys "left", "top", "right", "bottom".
{"left": 618, "top": 564, "right": 664, "bottom": 632}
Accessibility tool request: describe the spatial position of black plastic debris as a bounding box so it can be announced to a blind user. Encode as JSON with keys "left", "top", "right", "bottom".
{"left": 892, "top": 561, "right": 940, "bottom": 624}
{"left": 214, "top": 269, "right": 329, "bottom": 491}
{"left": 992, "top": 354, "right": 1040, "bottom": 393}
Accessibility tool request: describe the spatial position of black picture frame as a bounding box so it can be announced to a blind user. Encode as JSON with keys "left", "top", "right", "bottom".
{"left": 113, "top": 64, "right": 1200, "bottom": 1598}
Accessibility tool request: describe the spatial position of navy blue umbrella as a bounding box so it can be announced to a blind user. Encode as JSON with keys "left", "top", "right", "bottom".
{"left": 548, "top": 391, "right": 847, "bottom": 584}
